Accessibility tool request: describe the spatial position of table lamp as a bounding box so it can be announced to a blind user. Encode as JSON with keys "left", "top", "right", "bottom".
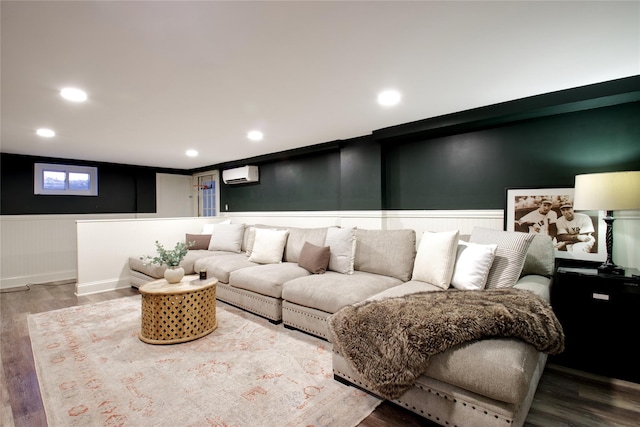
{"left": 573, "top": 171, "right": 640, "bottom": 275}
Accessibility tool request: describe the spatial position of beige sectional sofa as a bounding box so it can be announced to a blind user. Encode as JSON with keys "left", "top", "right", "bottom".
{"left": 129, "top": 222, "right": 560, "bottom": 427}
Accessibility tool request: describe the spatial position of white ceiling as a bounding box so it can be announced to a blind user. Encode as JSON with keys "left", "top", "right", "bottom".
{"left": 2, "top": 1, "right": 639, "bottom": 170}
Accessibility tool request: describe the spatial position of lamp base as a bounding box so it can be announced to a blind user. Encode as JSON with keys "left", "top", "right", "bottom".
{"left": 597, "top": 263, "right": 625, "bottom": 276}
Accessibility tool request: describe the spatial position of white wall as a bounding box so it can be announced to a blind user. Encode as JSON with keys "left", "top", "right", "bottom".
{"left": 157, "top": 173, "right": 195, "bottom": 217}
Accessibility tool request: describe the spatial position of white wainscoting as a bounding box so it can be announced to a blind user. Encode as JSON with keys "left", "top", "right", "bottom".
{"left": 0, "top": 213, "right": 154, "bottom": 289}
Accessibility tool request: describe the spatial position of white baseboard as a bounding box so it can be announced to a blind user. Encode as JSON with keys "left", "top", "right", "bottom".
{"left": 76, "top": 277, "right": 133, "bottom": 296}
{"left": 0, "top": 270, "right": 76, "bottom": 290}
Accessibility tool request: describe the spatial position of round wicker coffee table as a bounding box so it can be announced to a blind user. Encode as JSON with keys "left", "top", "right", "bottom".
{"left": 139, "top": 275, "right": 218, "bottom": 344}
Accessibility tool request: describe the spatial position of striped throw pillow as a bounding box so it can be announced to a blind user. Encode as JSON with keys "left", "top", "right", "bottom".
{"left": 469, "top": 227, "right": 535, "bottom": 289}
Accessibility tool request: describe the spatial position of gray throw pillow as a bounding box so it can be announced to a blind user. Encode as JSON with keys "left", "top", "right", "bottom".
{"left": 208, "top": 223, "right": 245, "bottom": 253}
{"left": 469, "top": 227, "right": 535, "bottom": 289}
{"left": 298, "top": 241, "right": 331, "bottom": 274}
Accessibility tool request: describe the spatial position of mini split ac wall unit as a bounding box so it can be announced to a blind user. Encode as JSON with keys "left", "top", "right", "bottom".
{"left": 222, "top": 165, "right": 259, "bottom": 184}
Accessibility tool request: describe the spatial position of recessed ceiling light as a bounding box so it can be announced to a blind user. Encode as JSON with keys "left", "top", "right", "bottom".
{"left": 247, "top": 130, "right": 264, "bottom": 141}
{"left": 186, "top": 149, "right": 198, "bottom": 157}
{"left": 60, "top": 87, "right": 88, "bottom": 102}
{"left": 377, "top": 90, "right": 401, "bottom": 107}
{"left": 36, "top": 128, "right": 55, "bottom": 137}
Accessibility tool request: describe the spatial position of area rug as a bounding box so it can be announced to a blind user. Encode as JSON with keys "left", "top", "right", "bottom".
{"left": 28, "top": 296, "right": 381, "bottom": 426}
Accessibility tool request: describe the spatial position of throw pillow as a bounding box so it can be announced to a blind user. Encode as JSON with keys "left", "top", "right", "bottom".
{"left": 521, "top": 234, "right": 554, "bottom": 278}
{"left": 450, "top": 240, "right": 497, "bottom": 290}
{"left": 185, "top": 233, "right": 211, "bottom": 250}
{"left": 325, "top": 227, "right": 357, "bottom": 274}
{"left": 201, "top": 224, "right": 215, "bottom": 234}
{"left": 298, "top": 241, "right": 331, "bottom": 274}
{"left": 207, "top": 223, "right": 245, "bottom": 253}
{"left": 248, "top": 228, "right": 289, "bottom": 264}
{"left": 201, "top": 219, "right": 231, "bottom": 234}
{"left": 412, "top": 230, "right": 460, "bottom": 290}
{"left": 245, "top": 226, "right": 256, "bottom": 256}
{"left": 469, "top": 227, "right": 535, "bottom": 289}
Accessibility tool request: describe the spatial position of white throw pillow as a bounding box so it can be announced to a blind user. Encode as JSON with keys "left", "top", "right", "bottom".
{"left": 248, "top": 228, "right": 289, "bottom": 264}
{"left": 450, "top": 240, "right": 497, "bottom": 290}
{"left": 412, "top": 230, "right": 459, "bottom": 290}
{"left": 245, "top": 227, "right": 256, "bottom": 256}
{"left": 469, "top": 227, "right": 535, "bottom": 289}
{"left": 201, "top": 219, "right": 231, "bottom": 234}
{"left": 324, "top": 227, "right": 357, "bottom": 274}
{"left": 207, "top": 223, "right": 245, "bottom": 253}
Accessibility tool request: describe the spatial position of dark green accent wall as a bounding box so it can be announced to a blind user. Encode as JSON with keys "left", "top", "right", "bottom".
{"left": 339, "top": 137, "right": 382, "bottom": 210}
{"left": 382, "top": 102, "right": 640, "bottom": 210}
{"left": 221, "top": 150, "right": 342, "bottom": 212}
{"left": 0, "top": 154, "right": 169, "bottom": 215}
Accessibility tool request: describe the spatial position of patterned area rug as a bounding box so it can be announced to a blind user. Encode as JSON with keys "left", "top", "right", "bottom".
{"left": 28, "top": 296, "right": 381, "bottom": 426}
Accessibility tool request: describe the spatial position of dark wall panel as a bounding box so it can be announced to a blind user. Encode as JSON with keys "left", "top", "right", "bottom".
{"left": 0, "top": 154, "right": 158, "bottom": 215}
{"left": 339, "top": 137, "right": 382, "bottom": 210}
{"left": 221, "top": 151, "right": 341, "bottom": 212}
{"left": 383, "top": 102, "right": 640, "bottom": 210}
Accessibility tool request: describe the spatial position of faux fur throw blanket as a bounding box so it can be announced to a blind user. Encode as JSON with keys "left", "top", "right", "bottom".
{"left": 328, "top": 289, "right": 565, "bottom": 400}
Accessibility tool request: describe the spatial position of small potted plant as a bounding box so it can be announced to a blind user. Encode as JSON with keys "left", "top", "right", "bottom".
{"left": 141, "top": 240, "right": 193, "bottom": 283}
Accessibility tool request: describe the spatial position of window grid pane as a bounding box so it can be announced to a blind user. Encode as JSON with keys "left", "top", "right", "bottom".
{"left": 199, "top": 176, "right": 217, "bottom": 217}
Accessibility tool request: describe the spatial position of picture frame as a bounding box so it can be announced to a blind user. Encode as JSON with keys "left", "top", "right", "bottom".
{"left": 504, "top": 187, "right": 606, "bottom": 262}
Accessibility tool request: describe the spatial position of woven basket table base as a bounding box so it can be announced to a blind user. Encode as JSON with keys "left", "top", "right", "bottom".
{"left": 139, "top": 275, "right": 218, "bottom": 344}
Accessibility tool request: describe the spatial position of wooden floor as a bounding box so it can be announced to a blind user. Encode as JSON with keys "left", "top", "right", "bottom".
{"left": 2, "top": 282, "right": 639, "bottom": 427}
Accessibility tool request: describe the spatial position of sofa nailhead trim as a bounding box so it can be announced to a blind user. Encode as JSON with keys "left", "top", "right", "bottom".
{"left": 394, "top": 383, "right": 514, "bottom": 425}
{"left": 218, "top": 287, "right": 282, "bottom": 322}
{"left": 282, "top": 306, "right": 327, "bottom": 338}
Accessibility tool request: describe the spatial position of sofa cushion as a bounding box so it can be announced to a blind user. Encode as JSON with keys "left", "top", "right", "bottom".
{"left": 284, "top": 227, "right": 329, "bottom": 263}
{"left": 450, "top": 240, "right": 497, "bottom": 290}
{"left": 230, "top": 262, "right": 310, "bottom": 298}
{"left": 208, "top": 223, "right": 245, "bottom": 253}
{"left": 423, "top": 338, "right": 542, "bottom": 404}
{"left": 514, "top": 274, "right": 552, "bottom": 302}
{"left": 249, "top": 228, "right": 289, "bottom": 264}
{"left": 521, "top": 234, "right": 554, "bottom": 278}
{"left": 298, "top": 241, "right": 331, "bottom": 274}
{"left": 366, "top": 280, "right": 444, "bottom": 302}
{"left": 185, "top": 233, "right": 211, "bottom": 250}
{"left": 354, "top": 229, "right": 416, "bottom": 282}
{"left": 180, "top": 249, "right": 221, "bottom": 274}
{"left": 325, "top": 227, "right": 357, "bottom": 274}
{"left": 193, "top": 253, "right": 258, "bottom": 284}
{"left": 129, "top": 256, "right": 166, "bottom": 279}
{"left": 282, "top": 271, "right": 402, "bottom": 314}
{"left": 469, "top": 227, "right": 535, "bottom": 289}
{"left": 129, "top": 249, "right": 215, "bottom": 277}
{"left": 412, "top": 230, "right": 459, "bottom": 289}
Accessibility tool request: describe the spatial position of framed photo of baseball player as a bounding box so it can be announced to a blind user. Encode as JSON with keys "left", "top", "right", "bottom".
{"left": 504, "top": 187, "right": 606, "bottom": 262}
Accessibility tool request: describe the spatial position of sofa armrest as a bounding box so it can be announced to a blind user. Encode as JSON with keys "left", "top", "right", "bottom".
{"left": 513, "top": 274, "right": 552, "bottom": 302}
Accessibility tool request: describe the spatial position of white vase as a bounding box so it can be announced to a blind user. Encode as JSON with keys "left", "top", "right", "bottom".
{"left": 164, "top": 266, "right": 185, "bottom": 284}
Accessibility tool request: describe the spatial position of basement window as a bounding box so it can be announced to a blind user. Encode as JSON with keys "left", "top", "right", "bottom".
{"left": 34, "top": 163, "right": 98, "bottom": 196}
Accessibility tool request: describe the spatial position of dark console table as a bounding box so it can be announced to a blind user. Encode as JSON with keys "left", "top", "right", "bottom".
{"left": 550, "top": 266, "right": 640, "bottom": 384}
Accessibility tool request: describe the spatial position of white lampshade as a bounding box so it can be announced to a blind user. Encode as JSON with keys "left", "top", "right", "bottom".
{"left": 573, "top": 171, "right": 640, "bottom": 211}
